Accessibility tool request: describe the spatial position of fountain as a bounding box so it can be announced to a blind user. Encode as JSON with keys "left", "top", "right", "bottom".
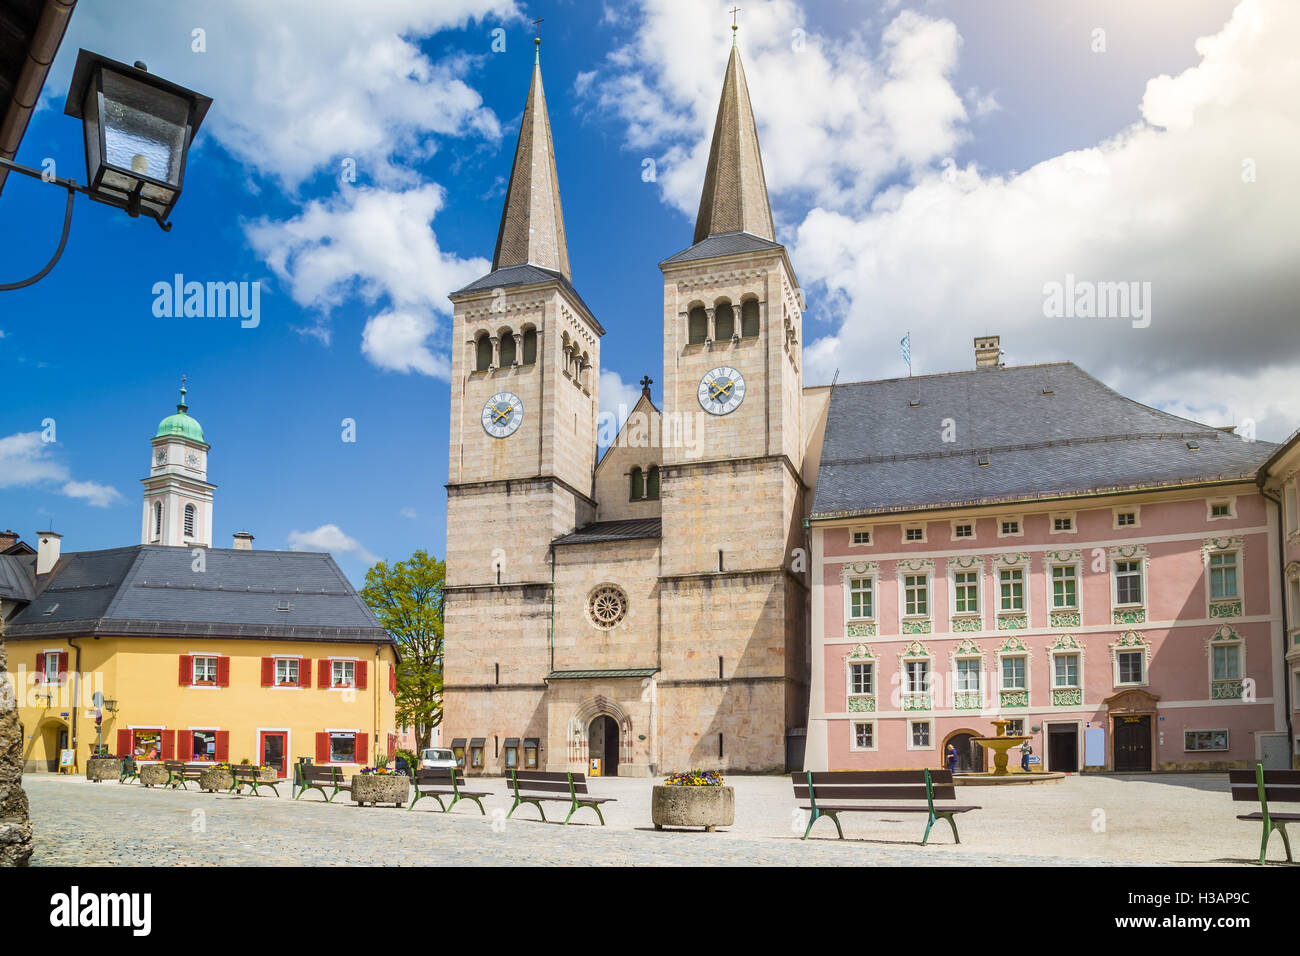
{"left": 970, "top": 718, "right": 1032, "bottom": 777}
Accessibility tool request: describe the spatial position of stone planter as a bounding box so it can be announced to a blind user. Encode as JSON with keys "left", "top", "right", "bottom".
{"left": 199, "top": 767, "right": 234, "bottom": 792}
{"left": 351, "top": 773, "right": 409, "bottom": 807}
{"left": 138, "top": 763, "right": 169, "bottom": 788}
{"left": 651, "top": 785, "right": 735, "bottom": 832}
{"left": 85, "top": 757, "right": 120, "bottom": 783}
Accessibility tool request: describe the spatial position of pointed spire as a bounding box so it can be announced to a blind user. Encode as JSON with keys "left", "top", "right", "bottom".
{"left": 178, "top": 374, "right": 188, "bottom": 412}
{"left": 693, "top": 38, "right": 775, "bottom": 245}
{"left": 491, "top": 37, "right": 572, "bottom": 282}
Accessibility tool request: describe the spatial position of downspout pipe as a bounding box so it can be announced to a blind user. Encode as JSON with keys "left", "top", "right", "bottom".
{"left": 66, "top": 634, "right": 81, "bottom": 767}
{"left": 1258, "top": 483, "right": 1295, "bottom": 755}
{"left": 549, "top": 543, "right": 556, "bottom": 674}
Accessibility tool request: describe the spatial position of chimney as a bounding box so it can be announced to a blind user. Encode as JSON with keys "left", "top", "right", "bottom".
{"left": 232, "top": 531, "right": 254, "bottom": 550}
{"left": 974, "top": 335, "right": 1001, "bottom": 368}
{"left": 36, "top": 531, "right": 62, "bottom": 574}
{"left": 0, "top": 529, "right": 17, "bottom": 552}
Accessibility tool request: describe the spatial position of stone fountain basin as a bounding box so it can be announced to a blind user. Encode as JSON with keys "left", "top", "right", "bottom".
{"left": 970, "top": 735, "right": 1032, "bottom": 748}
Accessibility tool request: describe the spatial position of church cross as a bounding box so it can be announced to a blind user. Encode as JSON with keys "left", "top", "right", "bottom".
{"left": 640, "top": 375, "right": 653, "bottom": 396}
{"left": 730, "top": 7, "right": 740, "bottom": 27}
{"left": 533, "top": 17, "right": 543, "bottom": 39}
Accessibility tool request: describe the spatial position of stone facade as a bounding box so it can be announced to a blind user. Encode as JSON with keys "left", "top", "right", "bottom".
{"left": 0, "top": 629, "right": 32, "bottom": 866}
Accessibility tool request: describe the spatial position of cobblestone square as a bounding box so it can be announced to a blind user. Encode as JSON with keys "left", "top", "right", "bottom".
{"left": 23, "top": 772, "right": 1287, "bottom": 867}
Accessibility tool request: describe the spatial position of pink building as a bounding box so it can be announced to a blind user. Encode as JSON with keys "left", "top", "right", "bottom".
{"left": 806, "top": 352, "right": 1296, "bottom": 773}
{"left": 1260, "top": 432, "right": 1300, "bottom": 766}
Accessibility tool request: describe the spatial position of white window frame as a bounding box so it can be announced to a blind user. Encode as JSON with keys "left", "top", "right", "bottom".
{"left": 901, "top": 572, "right": 931, "bottom": 619}
{"left": 850, "top": 527, "right": 873, "bottom": 547}
{"left": 904, "top": 658, "right": 931, "bottom": 695}
{"left": 1049, "top": 561, "right": 1079, "bottom": 610}
{"left": 326, "top": 729, "right": 361, "bottom": 765}
{"left": 1211, "top": 641, "right": 1243, "bottom": 682}
{"left": 274, "top": 657, "right": 301, "bottom": 687}
{"left": 192, "top": 655, "right": 218, "bottom": 685}
{"left": 1000, "top": 653, "right": 1027, "bottom": 691}
{"left": 1113, "top": 506, "right": 1141, "bottom": 529}
{"left": 330, "top": 659, "right": 358, "bottom": 690}
{"left": 1285, "top": 478, "right": 1298, "bottom": 535}
{"left": 906, "top": 718, "right": 935, "bottom": 751}
{"left": 997, "top": 516, "right": 1024, "bottom": 538}
{"left": 954, "top": 655, "right": 983, "bottom": 695}
{"left": 951, "top": 567, "right": 982, "bottom": 617}
{"left": 1049, "top": 512, "right": 1076, "bottom": 534}
{"left": 1051, "top": 651, "right": 1081, "bottom": 690}
{"left": 950, "top": 519, "right": 975, "bottom": 541}
{"left": 1114, "top": 649, "right": 1146, "bottom": 687}
{"left": 845, "top": 575, "right": 876, "bottom": 622}
{"left": 850, "top": 720, "right": 877, "bottom": 752}
{"left": 903, "top": 524, "right": 927, "bottom": 544}
{"left": 998, "top": 565, "right": 1026, "bottom": 613}
{"left": 1206, "top": 497, "right": 1236, "bottom": 521}
{"left": 1112, "top": 557, "right": 1145, "bottom": 608}
{"left": 848, "top": 660, "right": 874, "bottom": 697}
{"left": 1207, "top": 549, "right": 1240, "bottom": 602}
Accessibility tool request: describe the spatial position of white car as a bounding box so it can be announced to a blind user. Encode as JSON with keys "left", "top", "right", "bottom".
{"left": 419, "top": 748, "right": 458, "bottom": 770}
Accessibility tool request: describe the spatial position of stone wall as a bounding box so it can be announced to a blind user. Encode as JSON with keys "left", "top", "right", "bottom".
{"left": 0, "top": 630, "right": 32, "bottom": 866}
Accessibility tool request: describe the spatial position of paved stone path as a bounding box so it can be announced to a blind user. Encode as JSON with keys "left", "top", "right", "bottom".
{"left": 23, "top": 772, "right": 1269, "bottom": 866}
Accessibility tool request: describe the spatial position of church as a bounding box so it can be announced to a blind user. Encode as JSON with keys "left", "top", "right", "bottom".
{"left": 440, "top": 34, "right": 1300, "bottom": 776}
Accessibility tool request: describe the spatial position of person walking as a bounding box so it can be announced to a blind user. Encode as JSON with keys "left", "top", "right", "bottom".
{"left": 1021, "top": 741, "right": 1033, "bottom": 773}
{"left": 945, "top": 742, "right": 958, "bottom": 774}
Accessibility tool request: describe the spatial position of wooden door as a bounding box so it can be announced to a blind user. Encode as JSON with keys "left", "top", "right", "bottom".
{"left": 1048, "top": 725, "right": 1078, "bottom": 772}
{"left": 1113, "top": 716, "right": 1151, "bottom": 771}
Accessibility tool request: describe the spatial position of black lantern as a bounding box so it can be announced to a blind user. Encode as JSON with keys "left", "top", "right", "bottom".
{"left": 63, "top": 50, "right": 211, "bottom": 228}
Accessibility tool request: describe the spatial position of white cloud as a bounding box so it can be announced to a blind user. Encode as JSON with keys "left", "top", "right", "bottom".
{"left": 0, "top": 432, "right": 122, "bottom": 507}
{"left": 582, "top": 1, "right": 968, "bottom": 224}
{"left": 400, "top": 507, "right": 418, "bottom": 519}
{"left": 599, "top": 369, "right": 645, "bottom": 433}
{"left": 792, "top": 0, "right": 1300, "bottom": 438}
{"left": 288, "top": 524, "right": 379, "bottom": 565}
{"left": 246, "top": 185, "right": 488, "bottom": 374}
{"left": 57, "top": 0, "right": 521, "bottom": 190}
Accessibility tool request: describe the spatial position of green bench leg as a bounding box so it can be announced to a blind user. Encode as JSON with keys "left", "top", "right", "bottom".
{"left": 465, "top": 795, "right": 485, "bottom": 815}
{"left": 1278, "top": 824, "right": 1292, "bottom": 863}
{"left": 803, "top": 809, "right": 843, "bottom": 840}
{"left": 509, "top": 798, "right": 545, "bottom": 822}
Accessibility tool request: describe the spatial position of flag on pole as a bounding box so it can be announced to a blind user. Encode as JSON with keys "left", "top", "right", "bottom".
{"left": 900, "top": 333, "right": 912, "bottom": 374}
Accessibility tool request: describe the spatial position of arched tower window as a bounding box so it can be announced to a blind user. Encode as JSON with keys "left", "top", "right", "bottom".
{"left": 521, "top": 328, "right": 537, "bottom": 365}
{"left": 499, "top": 330, "right": 517, "bottom": 367}
{"left": 475, "top": 334, "right": 493, "bottom": 371}
{"left": 646, "top": 466, "right": 660, "bottom": 500}
{"left": 741, "top": 299, "right": 760, "bottom": 337}
{"left": 153, "top": 500, "right": 162, "bottom": 537}
{"left": 630, "top": 467, "right": 644, "bottom": 500}
{"left": 687, "top": 306, "right": 708, "bottom": 344}
{"left": 183, "top": 504, "right": 196, "bottom": 538}
{"left": 580, "top": 351, "right": 590, "bottom": 387}
{"left": 715, "top": 302, "right": 735, "bottom": 340}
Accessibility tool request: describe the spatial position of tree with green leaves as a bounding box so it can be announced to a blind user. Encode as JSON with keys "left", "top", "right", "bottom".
{"left": 360, "top": 550, "right": 445, "bottom": 751}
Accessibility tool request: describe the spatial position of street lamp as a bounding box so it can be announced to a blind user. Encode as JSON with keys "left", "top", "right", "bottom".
{"left": 64, "top": 50, "right": 211, "bottom": 226}
{"left": 0, "top": 49, "right": 211, "bottom": 291}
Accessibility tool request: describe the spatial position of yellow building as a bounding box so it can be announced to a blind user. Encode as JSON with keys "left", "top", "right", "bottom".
{"left": 0, "top": 387, "right": 399, "bottom": 778}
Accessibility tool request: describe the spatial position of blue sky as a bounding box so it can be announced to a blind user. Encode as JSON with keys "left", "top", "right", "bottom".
{"left": 1, "top": 0, "right": 1295, "bottom": 584}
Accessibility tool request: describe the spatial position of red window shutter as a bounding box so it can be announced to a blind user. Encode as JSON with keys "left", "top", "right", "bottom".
{"left": 300, "top": 658, "right": 312, "bottom": 688}
{"left": 57, "top": 652, "right": 69, "bottom": 683}
{"left": 161, "top": 730, "right": 175, "bottom": 760}
{"left": 315, "top": 732, "right": 330, "bottom": 763}
{"left": 116, "top": 729, "right": 131, "bottom": 755}
{"left": 215, "top": 731, "right": 229, "bottom": 762}
{"left": 354, "top": 732, "right": 368, "bottom": 764}
{"left": 217, "top": 656, "right": 231, "bottom": 687}
{"left": 388, "top": 665, "right": 396, "bottom": 696}
{"left": 318, "top": 659, "right": 330, "bottom": 687}
{"left": 356, "top": 661, "right": 368, "bottom": 690}
{"left": 178, "top": 654, "right": 192, "bottom": 686}
{"left": 34, "top": 652, "right": 45, "bottom": 684}
{"left": 260, "top": 657, "right": 274, "bottom": 687}
{"left": 388, "top": 733, "right": 396, "bottom": 758}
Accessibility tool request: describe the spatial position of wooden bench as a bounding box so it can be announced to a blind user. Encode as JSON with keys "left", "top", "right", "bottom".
{"left": 792, "top": 769, "right": 980, "bottom": 845}
{"left": 506, "top": 770, "right": 616, "bottom": 825}
{"left": 409, "top": 767, "right": 491, "bottom": 814}
{"left": 229, "top": 765, "right": 281, "bottom": 797}
{"left": 294, "top": 765, "right": 351, "bottom": 802}
{"left": 1230, "top": 763, "right": 1300, "bottom": 865}
{"left": 163, "top": 760, "right": 205, "bottom": 790}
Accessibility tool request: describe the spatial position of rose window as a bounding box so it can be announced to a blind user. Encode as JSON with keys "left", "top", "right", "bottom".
{"left": 587, "top": 585, "right": 628, "bottom": 629}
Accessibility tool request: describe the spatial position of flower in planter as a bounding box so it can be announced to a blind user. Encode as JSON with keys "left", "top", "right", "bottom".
{"left": 663, "top": 769, "right": 725, "bottom": 787}
{"left": 359, "top": 766, "right": 394, "bottom": 775}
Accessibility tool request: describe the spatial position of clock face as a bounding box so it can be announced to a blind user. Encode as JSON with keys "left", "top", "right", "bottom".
{"left": 481, "top": 391, "right": 524, "bottom": 438}
{"left": 154, "top": 449, "right": 166, "bottom": 465}
{"left": 185, "top": 452, "right": 200, "bottom": 466}
{"left": 698, "top": 366, "right": 746, "bottom": 416}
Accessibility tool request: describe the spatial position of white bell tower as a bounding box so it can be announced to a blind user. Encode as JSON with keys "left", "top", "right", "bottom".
{"left": 140, "top": 377, "right": 215, "bottom": 547}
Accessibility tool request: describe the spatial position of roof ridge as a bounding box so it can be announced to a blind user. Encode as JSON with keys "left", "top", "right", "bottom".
{"left": 827, "top": 361, "right": 1076, "bottom": 390}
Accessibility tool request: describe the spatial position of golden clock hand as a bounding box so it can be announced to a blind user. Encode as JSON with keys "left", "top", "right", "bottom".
{"left": 493, "top": 405, "right": 513, "bottom": 424}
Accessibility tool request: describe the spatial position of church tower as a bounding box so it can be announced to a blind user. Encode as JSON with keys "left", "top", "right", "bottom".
{"left": 655, "top": 27, "right": 808, "bottom": 769}
{"left": 140, "top": 380, "right": 214, "bottom": 548}
{"left": 442, "top": 37, "right": 604, "bottom": 729}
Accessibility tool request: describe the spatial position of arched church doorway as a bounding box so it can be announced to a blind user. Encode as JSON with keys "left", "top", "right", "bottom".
{"left": 943, "top": 730, "right": 986, "bottom": 774}
{"left": 588, "top": 715, "right": 620, "bottom": 777}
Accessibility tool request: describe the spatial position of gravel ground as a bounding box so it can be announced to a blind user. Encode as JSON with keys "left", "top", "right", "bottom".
{"left": 23, "top": 771, "right": 1280, "bottom": 866}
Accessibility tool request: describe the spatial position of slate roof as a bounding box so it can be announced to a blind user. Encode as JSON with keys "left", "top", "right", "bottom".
{"left": 0, "top": 553, "right": 35, "bottom": 602}
{"left": 810, "top": 362, "right": 1275, "bottom": 520}
{"left": 660, "top": 231, "right": 783, "bottom": 266}
{"left": 551, "top": 518, "right": 662, "bottom": 547}
{"left": 450, "top": 263, "right": 603, "bottom": 334}
{"left": 3, "top": 545, "right": 393, "bottom": 644}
